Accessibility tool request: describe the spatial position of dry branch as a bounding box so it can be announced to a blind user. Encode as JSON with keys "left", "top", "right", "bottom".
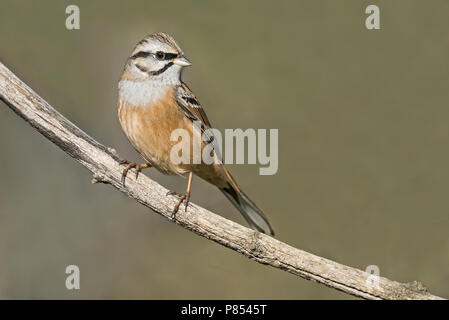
{"left": 0, "top": 61, "right": 444, "bottom": 300}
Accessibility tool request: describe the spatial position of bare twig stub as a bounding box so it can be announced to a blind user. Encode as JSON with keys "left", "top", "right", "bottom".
{"left": 0, "top": 61, "right": 444, "bottom": 300}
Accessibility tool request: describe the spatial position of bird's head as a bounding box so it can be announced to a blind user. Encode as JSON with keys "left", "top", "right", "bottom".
{"left": 123, "top": 32, "right": 191, "bottom": 84}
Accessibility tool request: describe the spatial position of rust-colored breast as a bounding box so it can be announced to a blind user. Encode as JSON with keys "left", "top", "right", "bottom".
{"left": 118, "top": 86, "right": 228, "bottom": 187}
{"left": 118, "top": 88, "right": 192, "bottom": 175}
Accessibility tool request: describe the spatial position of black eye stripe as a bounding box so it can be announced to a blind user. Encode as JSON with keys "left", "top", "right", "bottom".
{"left": 130, "top": 51, "right": 152, "bottom": 60}
{"left": 163, "top": 53, "right": 178, "bottom": 60}
{"left": 131, "top": 51, "right": 178, "bottom": 61}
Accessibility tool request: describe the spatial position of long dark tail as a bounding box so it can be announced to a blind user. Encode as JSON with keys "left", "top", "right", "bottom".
{"left": 219, "top": 169, "right": 275, "bottom": 236}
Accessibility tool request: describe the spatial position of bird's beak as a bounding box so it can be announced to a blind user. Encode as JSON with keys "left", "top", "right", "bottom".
{"left": 173, "top": 55, "right": 192, "bottom": 67}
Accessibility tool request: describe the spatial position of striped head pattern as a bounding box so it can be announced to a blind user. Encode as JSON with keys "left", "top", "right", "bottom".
{"left": 122, "top": 33, "right": 191, "bottom": 85}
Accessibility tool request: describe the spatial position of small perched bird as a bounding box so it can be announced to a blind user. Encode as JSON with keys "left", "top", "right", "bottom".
{"left": 118, "top": 33, "right": 274, "bottom": 235}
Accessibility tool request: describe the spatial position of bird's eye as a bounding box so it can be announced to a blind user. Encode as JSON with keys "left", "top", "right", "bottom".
{"left": 155, "top": 51, "right": 165, "bottom": 60}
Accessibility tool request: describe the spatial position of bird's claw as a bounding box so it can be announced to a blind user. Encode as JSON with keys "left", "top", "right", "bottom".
{"left": 167, "top": 191, "right": 191, "bottom": 219}
{"left": 121, "top": 161, "right": 151, "bottom": 186}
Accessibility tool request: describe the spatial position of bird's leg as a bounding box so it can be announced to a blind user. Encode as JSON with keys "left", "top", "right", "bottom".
{"left": 120, "top": 160, "right": 151, "bottom": 186}
{"left": 184, "top": 171, "right": 193, "bottom": 212}
{"left": 167, "top": 172, "right": 193, "bottom": 218}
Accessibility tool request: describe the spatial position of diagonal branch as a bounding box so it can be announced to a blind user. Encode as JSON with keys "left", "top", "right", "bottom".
{"left": 0, "top": 61, "right": 444, "bottom": 300}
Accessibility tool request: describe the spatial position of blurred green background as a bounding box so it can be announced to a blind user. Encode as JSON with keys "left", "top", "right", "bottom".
{"left": 0, "top": 0, "right": 448, "bottom": 299}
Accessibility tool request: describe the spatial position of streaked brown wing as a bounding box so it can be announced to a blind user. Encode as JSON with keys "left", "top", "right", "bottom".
{"left": 175, "top": 82, "right": 212, "bottom": 129}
